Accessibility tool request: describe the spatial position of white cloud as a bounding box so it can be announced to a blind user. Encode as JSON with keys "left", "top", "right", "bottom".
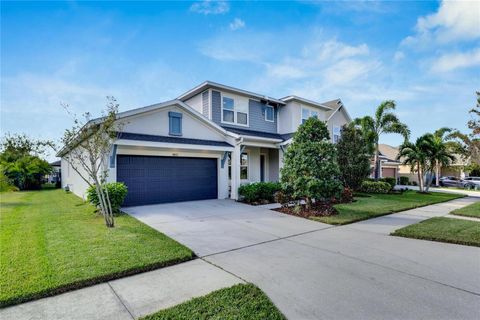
{"left": 199, "top": 32, "right": 275, "bottom": 62}
{"left": 229, "top": 18, "right": 245, "bottom": 31}
{"left": 430, "top": 48, "right": 480, "bottom": 73}
{"left": 190, "top": 0, "right": 229, "bottom": 15}
{"left": 264, "top": 39, "right": 376, "bottom": 85}
{"left": 403, "top": 0, "right": 480, "bottom": 45}
{"left": 394, "top": 51, "right": 405, "bottom": 62}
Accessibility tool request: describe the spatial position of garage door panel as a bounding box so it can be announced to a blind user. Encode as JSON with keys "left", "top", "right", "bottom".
{"left": 117, "top": 155, "right": 218, "bottom": 206}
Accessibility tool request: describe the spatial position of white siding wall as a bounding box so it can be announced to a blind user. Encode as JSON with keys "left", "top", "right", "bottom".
{"left": 278, "top": 102, "right": 299, "bottom": 134}
{"left": 61, "top": 149, "right": 95, "bottom": 200}
{"left": 184, "top": 94, "right": 203, "bottom": 114}
{"left": 327, "top": 109, "right": 350, "bottom": 143}
{"left": 120, "top": 106, "right": 225, "bottom": 142}
{"left": 278, "top": 101, "right": 329, "bottom": 134}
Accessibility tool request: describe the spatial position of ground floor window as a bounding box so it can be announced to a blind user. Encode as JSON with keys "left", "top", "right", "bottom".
{"left": 227, "top": 152, "right": 249, "bottom": 180}
{"left": 240, "top": 152, "right": 248, "bottom": 180}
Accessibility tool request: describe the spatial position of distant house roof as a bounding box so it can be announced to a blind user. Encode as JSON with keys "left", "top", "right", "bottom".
{"left": 50, "top": 160, "right": 61, "bottom": 166}
{"left": 117, "top": 132, "right": 233, "bottom": 147}
{"left": 221, "top": 127, "right": 286, "bottom": 141}
{"left": 177, "top": 81, "right": 286, "bottom": 106}
{"left": 379, "top": 144, "right": 400, "bottom": 162}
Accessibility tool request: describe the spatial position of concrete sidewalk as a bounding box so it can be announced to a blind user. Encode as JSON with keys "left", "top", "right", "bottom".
{"left": 345, "top": 196, "right": 479, "bottom": 235}
{"left": 0, "top": 259, "right": 243, "bottom": 320}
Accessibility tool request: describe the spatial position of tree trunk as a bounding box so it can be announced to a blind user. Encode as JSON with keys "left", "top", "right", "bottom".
{"left": 417, "top": 163, "right": 424, "bottom": 192}
{"left": 305, "top": 197, "right": 312, "bottom": 210}
{"left": 435, "top": 162, "right": 440, "bottom": 187}
{"left": 374, "top": 143, "right": 380, "bottom": 181}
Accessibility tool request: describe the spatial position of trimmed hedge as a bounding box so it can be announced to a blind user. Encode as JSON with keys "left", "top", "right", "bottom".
{"left": 360, "top": 181, "right": 391, "bottom": 194}
{"left": 399, "top": 176, "right": 409, "bottom": 185}
{"left": 238, "top": 182, "right": 281, "bottom": 204}
{"left": 379, "top": 177, "right": 396, "bottom": 190}
{"left": 86, "top": 182, "right": 128, "bottom": 213}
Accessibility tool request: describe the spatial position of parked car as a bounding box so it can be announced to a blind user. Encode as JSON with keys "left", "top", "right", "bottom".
{"left": 460, "top": 177, "right": 480, "bottom": 190}
{"left": 439, "top": 176, "right": 460, "bottom": 187}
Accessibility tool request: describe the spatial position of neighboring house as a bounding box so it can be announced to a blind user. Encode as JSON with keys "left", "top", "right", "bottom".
{"left": 379, "top": 144, "right": 467, "bottom": 184}
{"left": 46, "top": 160, "right": 61, "bottom": 184}
{"left": 58, "top": 81, "right": 351, "bottom": 206}
{"left": 376, "top": 144, "right": 401, "bottom": 180}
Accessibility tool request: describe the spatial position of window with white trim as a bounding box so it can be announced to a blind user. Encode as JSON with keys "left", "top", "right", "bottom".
{"left": 333, "top": 126, "right": 341, "bottom": 143}
{"left": 301, "top": 108, "right": 318, "bottom": 124}
{"left": 222, "top": 95, "right": 248, "bottom": 126}
{"left": 227, "top": 152, "right": 249, "bottom": 180}
{"left": 240, "top": 152, "right": 248, "bottom": 180}
{"left": 265, "top": 105, "right": 274, "bottom": 122}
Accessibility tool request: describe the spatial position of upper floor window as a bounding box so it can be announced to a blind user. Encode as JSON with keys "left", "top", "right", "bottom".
{"left": 301, "top": 108, "right": 318, "bottom": 124}
{"left": 333, "top": 126, "right": 341, "bottom": 143}
{"left": 222, "top": 95, "right": 248, "bottom": 126}
{"left": 265, "top": 105, "right": 274, "bottom": 122}
{"left": 168, "top": 111, "right": 182, "bottom": 136}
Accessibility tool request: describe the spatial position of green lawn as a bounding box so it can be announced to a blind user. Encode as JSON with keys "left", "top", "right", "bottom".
{"left": 311, "top": 191, "right": 464, "bottom": 225}
{"left": 391, "top": 217, "right": 480, "bottom": 247}
{"left": 0, "top": 189, "right": 194, "bottom": 307}
{"left": 450, "top": 201, "right": 480, "bottom": 218}
{"left": 141, "top": 284, "right": 286, "bottom": 320}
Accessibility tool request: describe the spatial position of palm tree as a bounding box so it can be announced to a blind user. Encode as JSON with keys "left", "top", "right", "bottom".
{"left": 397, "top": 135, "right": 432, "bottom": 192}
{"left": 355, "top": 100, "right": 410, "bottom": 180}
{"left": 429, "top": 128, "right": 456, "bottom": 187}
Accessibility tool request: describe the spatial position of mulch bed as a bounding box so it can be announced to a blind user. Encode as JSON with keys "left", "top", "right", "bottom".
{"left": 274, "top": 202, "right": 338, "bottom": 218}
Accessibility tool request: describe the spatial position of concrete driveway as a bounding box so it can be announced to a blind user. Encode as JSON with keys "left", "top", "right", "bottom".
{"left": 123, "top": 199, "right": 328, "bottom": 256}
{"left": 124, "top": 198, "right": 480, "bottom": 320}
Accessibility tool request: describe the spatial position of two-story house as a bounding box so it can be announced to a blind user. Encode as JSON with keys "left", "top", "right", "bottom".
{"left": 58, "top": 81, "right": 351, "bottom": 206}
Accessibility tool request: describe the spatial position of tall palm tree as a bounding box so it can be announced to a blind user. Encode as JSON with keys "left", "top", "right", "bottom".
{"left": 430, "top": 128, "right": 456, "bottom": 187}
{"left": 355, "top": 100, "right": 410, "bottom": 180}
{"left": 397, "top": 135, "right": 431, "bottom": 192}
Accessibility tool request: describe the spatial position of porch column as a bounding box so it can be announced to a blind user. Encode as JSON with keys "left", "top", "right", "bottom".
{"left": 231, "top": 143, "right": 241, "bottom": 200}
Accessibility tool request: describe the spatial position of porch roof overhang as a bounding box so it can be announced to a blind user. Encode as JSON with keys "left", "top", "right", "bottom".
{"left": 116, "top": 132, "right": 234, "bottom": 152}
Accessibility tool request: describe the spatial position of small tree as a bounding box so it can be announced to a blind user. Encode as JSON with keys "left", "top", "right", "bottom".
{"left": 0, "top": 133, "right": 55, "bottom": 190}
{"left": 280, "top": 117, "right": 342, "bottom": 209}
{"left": 429, "top": 129, "right": 455, "bottom": 187}
{"left": 354, "top": 100, "right": 410, "bottom": 180}
{"left": 60, "top": 97, "right": 122, "bottom": 227}
{"left": 398, "top": 134, "right": 433, "bottom": 192}
{"left": 336, "top": 124, "right": 371, "bottom": 190}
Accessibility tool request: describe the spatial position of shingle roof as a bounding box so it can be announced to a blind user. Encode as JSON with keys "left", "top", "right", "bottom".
{"left": 322, "top": 99, "right": 343, "bottom": 118}
{"left": 221, "top": 126, "right": 287, "bottom": 140}
{"left": 117, "top": 132, "right": 233, "bottom": 147}
{"left": 49, "top": 160, "right": 61, "bottom": 166}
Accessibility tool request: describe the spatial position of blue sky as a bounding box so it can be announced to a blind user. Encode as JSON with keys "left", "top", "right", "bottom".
{"left": 1, "top": 0, "right": 479, "bottom": 159}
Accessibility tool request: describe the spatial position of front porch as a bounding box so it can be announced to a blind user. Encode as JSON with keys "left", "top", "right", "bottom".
{"left": 229, "top": 138, "right": 283, "bottom": 200}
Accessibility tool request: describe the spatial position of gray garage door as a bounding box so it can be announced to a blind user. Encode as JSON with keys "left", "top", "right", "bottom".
{"left": 117, "top": 155, "right": 218, "bottom": 206}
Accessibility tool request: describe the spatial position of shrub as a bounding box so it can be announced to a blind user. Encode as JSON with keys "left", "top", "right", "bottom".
{"left": 360, "top": 181, "right": 391, "bottom": 194}
{"left": 87, "top": 182, "right": 128, "bottom": 213}
{"left": 0, "top": 170, "right": 18, "bottom": 192}
{"left": 336, "top": 125, "right": 371, "bottom": 190}
{"left": 280, "top": 117, "right": 342, "bottom": 208}
{"left": 238, "top": 182, "right": 281, "bottom": 203}
{"left": 379, "top": 177, "right": 396, "bottom": 190}
{"left": 399, "top": 176, "right": 409, "bottom": 185}
{"left": 340, "top": 187, "right": 354, "bottom": 203}
{"left": 411, "top": 181, "right": 418, "bottom": 186}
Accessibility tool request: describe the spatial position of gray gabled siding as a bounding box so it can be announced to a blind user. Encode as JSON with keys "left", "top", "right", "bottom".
{"left": 212, "top": 90, "right": 222, "bottom": 124}
{"left": 211, "top": 90, "right": 277, "bottom": 133}
{"left": 202, "top": 90, "right": 209, "bottom": 118}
